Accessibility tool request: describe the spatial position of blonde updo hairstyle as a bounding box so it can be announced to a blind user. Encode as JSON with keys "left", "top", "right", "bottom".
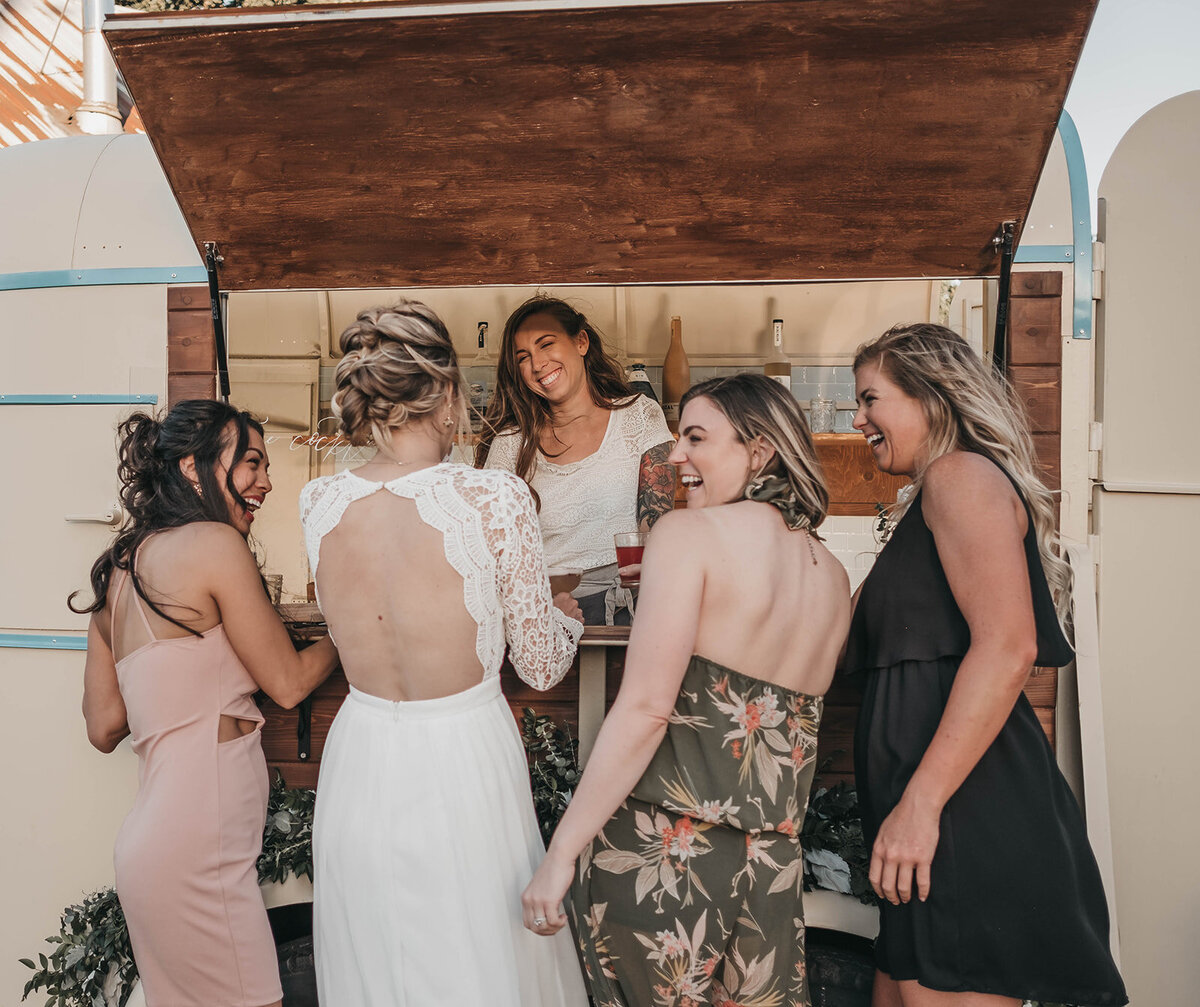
{"left": 332, "top": 300, "right": 468, "bottom": 448}
{"left": 854, "top": 322, "right": 1072, "bottom": 625}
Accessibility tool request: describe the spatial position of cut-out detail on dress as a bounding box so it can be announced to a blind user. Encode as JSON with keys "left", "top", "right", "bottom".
{"left": 299, "top": 463, "right": 581, "bottom": 691}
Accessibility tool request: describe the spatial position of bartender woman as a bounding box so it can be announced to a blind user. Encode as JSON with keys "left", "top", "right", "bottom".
{"left": 476, "top": 295, "right": 675, "bottom": 624}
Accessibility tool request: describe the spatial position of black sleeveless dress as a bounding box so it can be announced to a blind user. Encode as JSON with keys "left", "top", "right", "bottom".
{"left": 843, "top": 477, "right": 1127, "bottom": 1005}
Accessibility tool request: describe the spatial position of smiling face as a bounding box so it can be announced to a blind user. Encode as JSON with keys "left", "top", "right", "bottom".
{"left": 512, "top": 312, "right": 590, "bottom": 409}
{"left": 215, "top": 423, "right": 272, "bottom": 536}
{"left": 853, "top": 359, "right": 931, "bottom": 478}
{"left": 668, "top": 395, "right": 773, "bottom": 508}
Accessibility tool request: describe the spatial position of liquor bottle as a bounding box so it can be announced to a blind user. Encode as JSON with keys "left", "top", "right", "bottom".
{"left": 627, "top": 361, "right": 659, "bottom": 403}
{"left": 471, "top": 321, "right": 491, "bottom": 366}
{"left": 764, "top": 318, "right": 792, "bottom": 389}
{"left": 661, "top": 315, "right": 690, "bottom": 433}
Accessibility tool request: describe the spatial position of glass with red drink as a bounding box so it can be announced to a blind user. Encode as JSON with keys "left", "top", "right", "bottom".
{"left": 614, "top": 532, "right": 648, "bottom": 588}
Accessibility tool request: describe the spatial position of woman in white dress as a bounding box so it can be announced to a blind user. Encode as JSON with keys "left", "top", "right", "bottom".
{"left": 299, "top": 301, "right": 589, "bottom": 1006}
{"left": 475, "top": 296, "right": 676, "bottom": 624}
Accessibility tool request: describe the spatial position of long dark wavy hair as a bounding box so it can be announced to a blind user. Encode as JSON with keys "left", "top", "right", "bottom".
{"left": 68, "top": 400, "right": 265, "bottom": 636}
{"left": 473, "top": 296, "right": 635, "bottom": 488}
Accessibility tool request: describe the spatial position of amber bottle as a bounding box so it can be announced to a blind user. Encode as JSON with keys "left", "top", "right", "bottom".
{"left": 661, "top": 315, "right": 691, "bottom": 433}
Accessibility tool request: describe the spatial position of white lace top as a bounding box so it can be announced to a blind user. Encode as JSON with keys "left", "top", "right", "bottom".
{"left": 298, "top": 463, "right": 582, "bottom": 690}
{"left": 484, "top": 395, "right": 672, "bottom": 573}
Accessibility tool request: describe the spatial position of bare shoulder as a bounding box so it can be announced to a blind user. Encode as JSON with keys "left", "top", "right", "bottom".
{"left": 645, "top": 508, "right": 714, "bottom": 569}
{"left": 173, "top": 522, "right": 256, "bottom": 572}
{"left": 646, "top": 505, "right": 702, "bottom": 544}
{"left": 810, "top": 532, "right": 851, "bottom": 594}
{"left": 922, "top": 452, "right": 1023, "bottom": 531}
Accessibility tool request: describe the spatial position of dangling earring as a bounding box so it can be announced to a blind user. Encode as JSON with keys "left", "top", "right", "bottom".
{"left": 443, "top": 414, "right": 455, "bottom": 428}
{"left": 195, "top": 483, "right": 204, "bottom": 499}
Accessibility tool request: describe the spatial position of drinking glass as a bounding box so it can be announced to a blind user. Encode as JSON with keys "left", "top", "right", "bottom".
{"left": 809, "top": 395, "right": 837, "bottom": 434}
{"left": 547, "top": 567, "right": 583, "bottom": 596}
{"left": 614, "top": 532, "right": 648, "bottom": 587}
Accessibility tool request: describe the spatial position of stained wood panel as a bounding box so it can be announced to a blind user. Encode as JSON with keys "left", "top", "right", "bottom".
{"left": 167, "top": 284, "right": 216, "bottom": 407}
{"left": 1007, "top": 295, "right": 1063, "bottom": 366}
{"left": 1011, "top": 365, "right": 1061, "bottom": 434}
{"left": 106, "top": 0, "right": 1096, "bottom": 290}
{"left": 1007, "top": 269, "right": 1064, "bottom": 495}
{"left": 816, "top": 435, "right": 911, "bottom": 516}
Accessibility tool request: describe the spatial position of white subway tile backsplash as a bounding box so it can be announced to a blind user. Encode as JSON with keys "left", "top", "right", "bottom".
{"left": 822, "top": 515, "right": 881, "bottom": 589}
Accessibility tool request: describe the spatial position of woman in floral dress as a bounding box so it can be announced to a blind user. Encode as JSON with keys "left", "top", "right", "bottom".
{"left": 523, "top": 374, "right": 851, "bottom": 1007}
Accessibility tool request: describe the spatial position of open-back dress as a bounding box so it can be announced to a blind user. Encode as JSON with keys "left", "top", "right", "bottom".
{"left": 299, "top": 462, "right": 588, "bottom": 1006}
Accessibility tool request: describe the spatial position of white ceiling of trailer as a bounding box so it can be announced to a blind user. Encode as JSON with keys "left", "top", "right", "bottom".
{"left": 0, "top": 134, "right": 200, "bottom": 276}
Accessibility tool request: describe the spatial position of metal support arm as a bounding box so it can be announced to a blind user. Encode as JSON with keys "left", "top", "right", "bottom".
{"left": 203, "top": 242, "right": 231, "bottom": 401}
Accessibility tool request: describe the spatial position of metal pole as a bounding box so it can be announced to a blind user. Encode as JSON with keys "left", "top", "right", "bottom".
{"left": 991, "top": 220, "right": 1017, "bottom": 374}
{"left": 204, "top": 243, "right": 232, "bottom": 402}
{"left": 78, "top": 0, "right": 123, "bottom": 134}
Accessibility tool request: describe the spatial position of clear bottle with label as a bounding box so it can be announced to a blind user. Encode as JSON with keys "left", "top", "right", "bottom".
{"left": 470, "top": 321, "right": 492, "bottom": 367}
{"left": 627, "top": 361, "right": 659, "bottom": 403}
{"left": 764, "top": 318, "right": 792, "bottom": 388}
{"left": 661, "top": 315, "right": 691, "bottom": 433}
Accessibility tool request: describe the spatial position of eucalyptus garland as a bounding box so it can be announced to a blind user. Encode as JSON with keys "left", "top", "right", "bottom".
{"left": 20, "top": 888, "right": 137, "bottom": 1007}
{"left": 519, "top": 708, "right": 582, "bottom": 846}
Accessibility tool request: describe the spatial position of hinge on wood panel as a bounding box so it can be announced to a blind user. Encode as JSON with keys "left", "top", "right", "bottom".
{"left": 1092, "top": 240, "right": 1105, "bottom": 301}
{"left": 1088, "top": 421, "right": 1102, "bottom": 480}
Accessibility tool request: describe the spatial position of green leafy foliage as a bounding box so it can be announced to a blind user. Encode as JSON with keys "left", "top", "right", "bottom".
{"left": 21, "top": 774, "right": 314, "bottom": 1002}
{"left": 257, "top": 771, "right": 316, "bottom": 884}
{"left": 800, "top": 782, "right": 876, "bottom": 905}
{"left": 20, "top": 888, "right": 137, "bottom": 1007}
{"left": 520, "top": 708, "right": 581, "bottom": 845}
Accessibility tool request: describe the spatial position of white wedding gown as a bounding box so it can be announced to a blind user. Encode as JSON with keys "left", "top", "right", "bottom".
{"left": 299, "top": 463, "right": 588, "bottom": 1006}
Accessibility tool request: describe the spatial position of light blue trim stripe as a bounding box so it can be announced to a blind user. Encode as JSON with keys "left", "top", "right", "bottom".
{"left": 1057, "top": 110, "right": 1093, "bottom": 340}
{"left": 0, "top": 633, "right": 87, "bottom": 651}
{"left": 0, "top": 394, "right": 158, "bottom": 405}
{"left": 1014, "top": 244, "right": 1074, "bottom": 263}
{"left": 0, "top": 266, "right": 207, "bottom": 292}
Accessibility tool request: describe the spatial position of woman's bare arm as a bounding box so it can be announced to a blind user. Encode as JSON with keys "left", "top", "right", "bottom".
{"left": 82, "top": 614, "right": 130, "bottom": 753}
{"left": 637, "top": 441, "right": 677, "bottom": 530}
{"left": 522, "top": 510, "right": 704, "bottom": 932}
{"left": 197, "top": 526, "right": 339, "bottom": 709}
{"left": 869, "top": 452, "right": 1038, "bottom": 906}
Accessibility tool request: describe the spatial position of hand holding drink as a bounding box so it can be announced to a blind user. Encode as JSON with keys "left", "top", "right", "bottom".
{"left": 547, "top": 568, "right": 583, "bottom": 596}
{"left": 614, "top": 532, "right": 648, "bottom": 588}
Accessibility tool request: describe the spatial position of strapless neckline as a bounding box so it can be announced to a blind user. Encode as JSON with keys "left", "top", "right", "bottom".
{"left": 689, "top": 653, "right": 823, "bottom": 703}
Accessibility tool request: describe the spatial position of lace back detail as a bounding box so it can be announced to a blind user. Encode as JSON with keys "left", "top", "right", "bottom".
{"left": 298, "top": 464, "right": 581, "bottom": 688}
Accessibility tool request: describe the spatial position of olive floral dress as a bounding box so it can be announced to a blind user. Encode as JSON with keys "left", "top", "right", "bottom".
{"left": 571, "top": 655, "right": 824, "bottom": 1007}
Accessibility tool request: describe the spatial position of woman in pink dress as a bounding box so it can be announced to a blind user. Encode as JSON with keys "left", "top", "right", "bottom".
{"left": 75, "top": 400, "right": 339, "bottom": 1007}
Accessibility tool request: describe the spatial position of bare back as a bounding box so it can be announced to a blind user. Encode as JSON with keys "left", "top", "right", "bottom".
{"left": 299, "top": 463, "right": 582, "bottom": 704}
{"left": 686, "top": 501, "right": 850, "bottom": 696}
{"left": 316, "top": 490, "right": 484, "bottom": 700}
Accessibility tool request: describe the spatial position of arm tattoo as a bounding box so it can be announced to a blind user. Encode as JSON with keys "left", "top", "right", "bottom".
{"left": 637, "top": 441, "right": 677, "bottom": 530}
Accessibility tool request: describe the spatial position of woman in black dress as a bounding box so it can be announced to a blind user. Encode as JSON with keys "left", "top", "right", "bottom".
{"left": 845, "top": 324, "right": 1126, "bottom": 1007}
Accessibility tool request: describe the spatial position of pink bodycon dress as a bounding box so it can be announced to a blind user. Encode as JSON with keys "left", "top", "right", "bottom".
{"left": 110, "top": 572, "right": 282, "bottom": 1007}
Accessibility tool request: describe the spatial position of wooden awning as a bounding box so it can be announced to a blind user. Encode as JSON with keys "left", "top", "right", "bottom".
{"left": 105, "top": 0, "right": 1096, "bottom": 291}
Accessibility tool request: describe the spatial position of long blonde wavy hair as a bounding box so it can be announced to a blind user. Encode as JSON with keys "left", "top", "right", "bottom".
{"left": 854, "top": 323, "right": 1073, "bottom": 627}
{"left": 331, "top": 300, "right": 469, "bottom": 449}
